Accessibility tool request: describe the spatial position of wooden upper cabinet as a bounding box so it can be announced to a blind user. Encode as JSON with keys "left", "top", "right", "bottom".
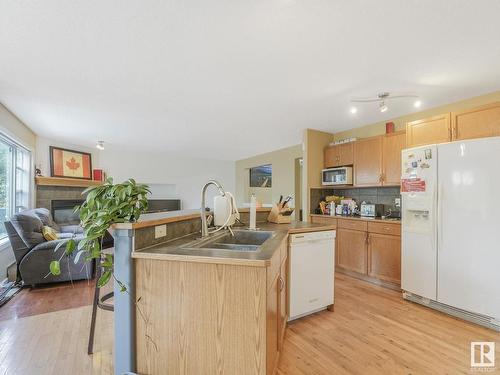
{"left": 324, "top": 146, "right": 339, "bottom": 168}
{"left": 406, "top": 113, "right": 451, "bottom": 148}
{"left": 338, "top": 142, "right": 354, "bottom": 166}
{"left": 452, "top": 101, "right": 500, "bottom": 141}
{"left": 354, "top": 136, "right": 382, "bottom": 186}
{"left": 382, "top": 131, "right": 406, "bottom": 186}
{"left": 324, "top": 142, "right": 353, "bottom": 168}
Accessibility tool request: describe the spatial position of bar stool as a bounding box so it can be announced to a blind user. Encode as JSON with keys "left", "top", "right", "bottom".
{"left": 88, "top": 257, "right": 114, "bottom": 355}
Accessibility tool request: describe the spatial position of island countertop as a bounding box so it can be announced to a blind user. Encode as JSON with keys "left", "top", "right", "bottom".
{"left": 131, "top": 221, "right": 335, "bottom": 267}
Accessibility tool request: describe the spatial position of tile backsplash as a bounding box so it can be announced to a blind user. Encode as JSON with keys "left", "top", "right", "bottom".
{"left": 310, "top": 186, "right": 401, "bottom": 215}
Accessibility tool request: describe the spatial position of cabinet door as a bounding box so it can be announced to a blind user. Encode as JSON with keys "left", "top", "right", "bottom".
{"left": 452, "top": 101, "right": 500, "bottom": 141}
{"left": 337, "top": 228, "right": 367, "bottom": 274}
{"left": 278, "top": 258, "right": 287, "bottom": 349}
{"left": 382, "top": 131, "right": 406, "bottom": 186}
{"left": 406, "top": 113, "right": 451, "bottom": 148}
{"left": 368, "top": 233, "right": 401, "bottom": 285}
{"left": 339, "top": 142, "right": 354, "bottom": 166}
{"left": 354, "top": 136, "right": 383, "bottom": 186}
{"left": 324, "top": 146, "right": 339, "bottom": 168}
{"left": 266, "top": 275, "right": 279, "bottom": 375}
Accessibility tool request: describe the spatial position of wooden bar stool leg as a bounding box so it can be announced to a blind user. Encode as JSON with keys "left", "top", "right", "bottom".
{"left": 88, "top": 262, "right": 101, "bottom": 355}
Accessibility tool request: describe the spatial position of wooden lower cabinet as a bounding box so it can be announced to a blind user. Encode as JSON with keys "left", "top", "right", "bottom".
{"left": 266, "top": 240, "right": 288, "bottom": 374}
{"left": 368, "top": 233, "right": 401, "bottom": 285}
{"left": 335, "top": 220, "right": 401, "bottom": 288}
{"left": 337, "top": 228, "right": 368, "bottom": 274}
{"left": 278, "top": 257, "right": 287, "bottom": 348}
{"left": 135, "top": 239, "right": 290, "bottom": 375}
{"left": 266, "top": 274, "right": 279, "bottom": 375}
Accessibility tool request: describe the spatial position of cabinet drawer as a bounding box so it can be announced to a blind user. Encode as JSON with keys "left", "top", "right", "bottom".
{"left": 338, "top": 219, "right": 367, "bottom": 231}
{"left": 310, "top": 216, "right": 337, "bottom": 227}
{"left": 367, "top": 222, "right": 401, "bottom": 236}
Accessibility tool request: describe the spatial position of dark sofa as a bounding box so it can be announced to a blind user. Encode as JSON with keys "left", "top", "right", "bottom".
{"left": 4, "top": 208, "right": 111, "bottom": 286}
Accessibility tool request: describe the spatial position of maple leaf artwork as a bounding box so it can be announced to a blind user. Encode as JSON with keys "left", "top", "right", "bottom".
{"left": 66, "top": 157, "right": 81, "bottom": 175}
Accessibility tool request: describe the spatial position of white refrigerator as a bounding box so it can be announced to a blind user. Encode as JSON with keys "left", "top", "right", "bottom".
{"left": 402, "top": 137, "right": 500, "bottom": 329}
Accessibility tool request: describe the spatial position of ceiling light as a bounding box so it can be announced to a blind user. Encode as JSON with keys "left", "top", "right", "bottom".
{"left": 350, "top": 107, "right": 358, "bottom": 114}
{"left": 96, "top": 141, "right": 105, "bottom": 150}
{"left": 379, "top": 102, "right": 388, "bottom": 113}
{"left": 414, "top": 100, "right": 422, "bottom": 108}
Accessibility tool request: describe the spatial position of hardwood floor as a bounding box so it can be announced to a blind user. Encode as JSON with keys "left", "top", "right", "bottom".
{"left": 278, "top": 274, "right": 500, "bottom": 375}
{"left": 0, "top": 279, "right": 95, "bottom": 321}
{"left": 0, "top": 274, "right": 498, "bottom": 374}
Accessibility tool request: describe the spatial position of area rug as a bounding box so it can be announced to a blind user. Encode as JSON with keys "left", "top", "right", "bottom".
{"left": 0, "top": 280, "right": 22, "bottom": 307}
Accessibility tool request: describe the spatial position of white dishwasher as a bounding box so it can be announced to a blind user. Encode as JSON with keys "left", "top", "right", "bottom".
{"left": 288, "top": 230, "right": 335, "bottom": 321}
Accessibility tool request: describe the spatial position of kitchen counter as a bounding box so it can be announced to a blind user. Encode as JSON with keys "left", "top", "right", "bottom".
{"left": 132, "top": 221, "right": 335, "bottom": 266}
{"left": 310, "top": 213, "right": 401, "bottom": 224}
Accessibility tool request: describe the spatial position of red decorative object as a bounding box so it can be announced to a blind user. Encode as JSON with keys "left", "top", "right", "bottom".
{"left": 386, "top": 122, "right": 395, "bottom": 133}
{"left": 93, "top": 169, "right": 104, "bottom": 181}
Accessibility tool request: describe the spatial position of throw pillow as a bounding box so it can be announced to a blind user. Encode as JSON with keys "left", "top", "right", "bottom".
{"left": 42, "top": 226, "right": 59, "bottom": 241}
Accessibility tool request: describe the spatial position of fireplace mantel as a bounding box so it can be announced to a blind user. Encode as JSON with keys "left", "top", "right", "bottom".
{"left": 35, "top": 176, "right": 102, "bottom": 188}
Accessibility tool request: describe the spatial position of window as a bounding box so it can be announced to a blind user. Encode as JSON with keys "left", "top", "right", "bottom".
{"left": 0, "top": 134, "right": 31, "bottom": 239}
{"left": 249, "top": 164, "right": 272, "bottom": 188}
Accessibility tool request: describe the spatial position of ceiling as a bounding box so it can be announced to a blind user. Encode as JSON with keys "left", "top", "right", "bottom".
{"left": 1, "top": 1, "right": 500, "bottom": 160}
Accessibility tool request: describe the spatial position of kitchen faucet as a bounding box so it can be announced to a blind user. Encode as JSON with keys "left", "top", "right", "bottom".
{"left": 200, "top": 180, "right": 226, "bottom": 237}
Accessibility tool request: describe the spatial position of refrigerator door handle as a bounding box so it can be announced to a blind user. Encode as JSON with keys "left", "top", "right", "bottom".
{"left": 437, "top": 181, "right": 443, "bottom": 253}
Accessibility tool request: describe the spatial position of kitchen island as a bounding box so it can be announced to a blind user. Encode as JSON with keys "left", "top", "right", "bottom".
{"left": 111, "top": 210, "right": 335, "bottom": 375}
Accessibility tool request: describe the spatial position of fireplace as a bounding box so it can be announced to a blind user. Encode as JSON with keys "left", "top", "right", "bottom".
{"left": 51, "top": 199, "right": 85, "bottom": 225}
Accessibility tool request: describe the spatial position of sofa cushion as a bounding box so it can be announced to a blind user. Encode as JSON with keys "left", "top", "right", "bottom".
{"left": 31, "top": 234, "right": 85, "bottom": 252}
{"left": 33, "top": 208, "right": 61, "bottom": 232}
{"left": 10, "top": 211, "right": 45, "bottom": 248}
{"left": 59, "top": 224, "right": 84, "bottom": 234}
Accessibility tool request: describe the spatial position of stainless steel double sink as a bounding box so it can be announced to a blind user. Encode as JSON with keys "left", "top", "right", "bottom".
{"left": 182, "top": 229, "right": 275, "bottom": 252}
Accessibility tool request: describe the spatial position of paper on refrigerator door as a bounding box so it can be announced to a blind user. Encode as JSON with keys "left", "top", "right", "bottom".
{"left": 401, "top": 146, "right": 435, "bottom": 193}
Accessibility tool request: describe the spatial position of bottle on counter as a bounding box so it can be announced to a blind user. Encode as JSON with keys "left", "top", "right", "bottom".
{"left": 329, "top": 202, "right": 335, "bottom": 216}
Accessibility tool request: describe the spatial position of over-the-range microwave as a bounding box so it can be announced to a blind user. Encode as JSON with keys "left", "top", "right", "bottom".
{"left": 322, "top": 166, "right": 353, "bottom": 186}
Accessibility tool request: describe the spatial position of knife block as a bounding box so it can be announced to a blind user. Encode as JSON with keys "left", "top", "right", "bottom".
{"left": 267, "top": 204, "right": 294, "bottom": 224}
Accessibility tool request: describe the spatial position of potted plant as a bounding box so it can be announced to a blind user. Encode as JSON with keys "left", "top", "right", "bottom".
{"left": 49, "top": 177, "right": 150, "bottom": 288}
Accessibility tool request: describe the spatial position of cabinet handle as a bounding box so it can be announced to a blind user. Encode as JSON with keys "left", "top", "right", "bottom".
{"left": 448, "top": 125, "right": 452, "bottom": 140}
{"left": 279, "top": 276, "right": 284, "bottom": 292}
{"left": 365, "top": 233, "right": 369, "bottom": 245}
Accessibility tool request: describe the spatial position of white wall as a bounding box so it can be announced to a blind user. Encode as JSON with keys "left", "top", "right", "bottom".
{"left": 35, "top": 137, "right": 235, "bottom": 210}
{"left": 0, "top": 103, "right": 37, "bottom": 278}
{"left": 99, "top": 150, "right": 235, "bottom": 209}
{"left": 235, "top": 145, "right": 303, "bottom": 209}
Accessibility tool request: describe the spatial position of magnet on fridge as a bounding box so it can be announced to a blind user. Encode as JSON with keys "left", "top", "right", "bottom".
{"left": 425, "top": 149, "right": 432, "bottom": 159}
{"left": 411, "top": 161, "right": 418, "bottom": 168}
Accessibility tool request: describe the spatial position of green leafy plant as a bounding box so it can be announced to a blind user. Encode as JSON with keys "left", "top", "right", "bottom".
{"left": 49, "top": 178, "right": 150, "bottom": 288}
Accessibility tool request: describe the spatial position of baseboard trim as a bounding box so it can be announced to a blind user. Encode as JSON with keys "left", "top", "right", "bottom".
{"left": 335, "top": 268, "right": 401, "bottom": 291}
{"left": 403, "top": 291, "right": 500, "bottom": 332}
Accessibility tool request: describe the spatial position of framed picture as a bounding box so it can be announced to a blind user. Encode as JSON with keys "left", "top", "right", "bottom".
{"left": 249, "top": 164, "right": 272, "bottom": 188}
{"left": 50, "top": 146, "right": 92, "bottom": 180}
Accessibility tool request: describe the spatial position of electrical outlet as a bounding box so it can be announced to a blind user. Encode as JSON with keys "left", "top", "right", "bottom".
{"left": 155, "top": 225, "right": 167, "bottom": 239}
{"left": 395, "top": 198, "right": 401, "bottom": 208}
